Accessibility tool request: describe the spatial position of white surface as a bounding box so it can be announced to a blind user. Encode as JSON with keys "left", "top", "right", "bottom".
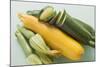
{"left": 12, "top": 0, "right": 96, "bottom": 5}
{"left": 11, "top": 1, "right": 95, "bottom": 66}
{"left": 0, "top": 0, "right": 99, "bottom": 67}
{"left": 0, "top": 0, "right": 10, "bottom": 67}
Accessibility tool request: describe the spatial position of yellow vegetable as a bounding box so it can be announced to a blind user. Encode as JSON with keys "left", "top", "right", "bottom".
{"left": 18, "top": 13, "right": 84, "bottom": 60}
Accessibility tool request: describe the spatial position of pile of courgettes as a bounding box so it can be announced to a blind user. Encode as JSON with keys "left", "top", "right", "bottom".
{"left": 27, "top": 6, "right": 95, "bottom": 48}
{"left": 15, "top": 25, "right": 60, "bottom": 64}
{"left": 15, "top": 6, "right": 95, "bottom": 64}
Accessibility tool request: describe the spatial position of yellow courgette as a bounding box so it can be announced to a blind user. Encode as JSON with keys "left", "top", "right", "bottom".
{"left": 17, "top": 13, "right": 84, "bottom": 60}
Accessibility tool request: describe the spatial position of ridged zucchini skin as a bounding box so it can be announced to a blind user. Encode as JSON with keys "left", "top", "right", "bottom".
{"left": 55, "top": 11, "right": 95, "bottom": 48}
{"left": 15, "top": 31, "right": 43, "bottom": 64}
{"left": 56, "top": 20, "right": 94, "bottom": 47}
{"left": 73, "top": 18, "right": 95, "bottom": 41}
{"left": 15, "top": 30, "right": 33, "bottom": 56}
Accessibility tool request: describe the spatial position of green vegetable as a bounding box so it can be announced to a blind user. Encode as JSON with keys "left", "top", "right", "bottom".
{"left": 29, "top": 34, "right": 53, "bottom": 64}
{"left": 56, "top": 10, "right": 67, "bottom": 26}
{"left": 15, "top": 30, "right": 32, "bottom": 56}
{"left": 36, "top": 52, "right": 53, "bottom": 64}
{"left": 56, "top": 10, "right": 66, "bottom": 25}
{"left": 16, "top": 27, "right": 54, "bottom": 64}
{"left": 17, "top": 25, "right": 35, "bottom": 39}
{"left": 27, "top": 10, "right": 41, "bottom": 17}
{"left": 15, "top": 30, "right": 42, "bottom": 64}
{"left": 49, "top": 11, "right": 59, "bottom": 24}
{"left": 73, "top": 18, "right": 95, "bottom": 40}
{"left": 26, "top": 54, "right": 43, "bottom": 64}
{"left": 39, "top": 6, "right": 55, "bottom": 22}
{"left": 29, "top": 34, "right": 59, "bottom": 56}
{"left": 56, "top": 10, "right": 95, "bottom": 47}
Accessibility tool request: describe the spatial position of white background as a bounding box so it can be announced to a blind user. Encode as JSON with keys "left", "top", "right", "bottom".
{"left": 0, "top": 0, "right": 98, "bottom": 67}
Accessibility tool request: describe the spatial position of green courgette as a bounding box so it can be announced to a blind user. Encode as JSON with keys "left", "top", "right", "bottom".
{"left": 35, "top": 52, "right": 53, "bottom": 64}
{"left": 57, "top": 19, "right": 92, "bottom": 46}
{"left": 49, "top": 11, "right": 60, "bottom": 24}
{"left": 17, "top": 25, "right": 35, "bottom": 39}
{"left": 73, "top": 18, "right": 95, "bottom": 40}
{"left": 15, "top": 30, "right": 43, "bottom": 64}
{"left": 56, "top": 10, "right": 65, "bottom": 25}
{"left": 26, "top": 54, "right": 43, "bottom": 64}
{"left": 49, "top": 13, "right": 57, "bottom": 24}
{"left": 39, "top": 6, "right": 55, "bottom": 22}
{"left": 55, "top": 10, "right": 95, "bottom": 47}
{"left": 57, "top": 10, "right": 66, "bottom": 26}
{"left": 16, "top": 27, "right": 53, "bottom": 64}
{"left": 15, "top": 30, "right": 33, "bottom": 56}
{"left": 27, "top": 10, "right": 41, "bottom": 17}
